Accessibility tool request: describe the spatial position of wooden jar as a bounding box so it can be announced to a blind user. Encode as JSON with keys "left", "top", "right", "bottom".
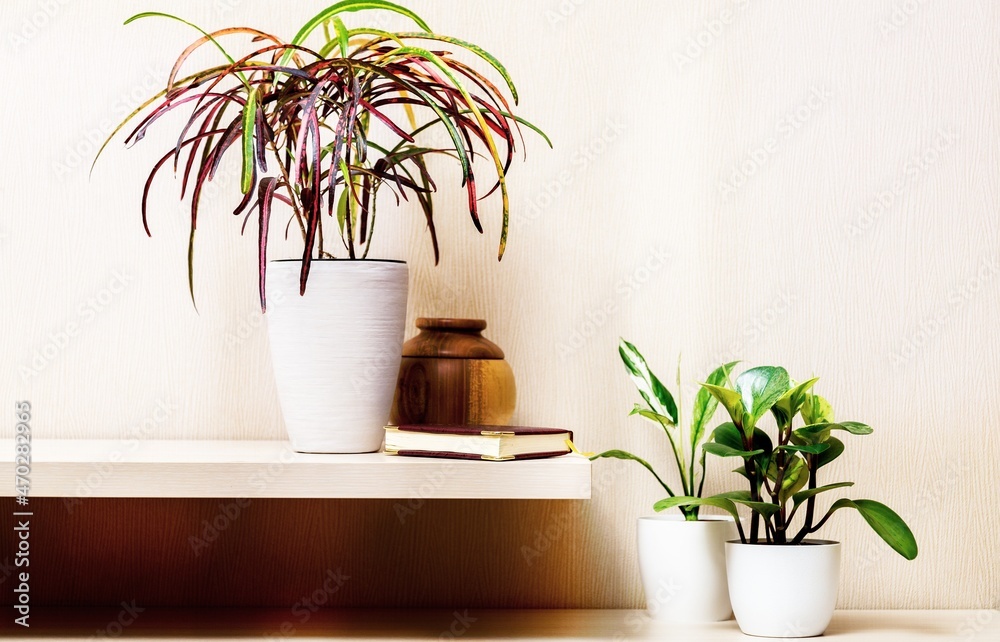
{"left": 389, "top": 318, "right": 516, "bottom": 426}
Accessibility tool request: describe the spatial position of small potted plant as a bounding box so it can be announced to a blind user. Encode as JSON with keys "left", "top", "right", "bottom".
{"left": 660, "top": 366, "right": 918, "bottom": 637}
{"left": 587, "top": 339, "right": 738, "bottom": 622}
{"left": 94, "top": 1, "right": 548, "bottom": 453}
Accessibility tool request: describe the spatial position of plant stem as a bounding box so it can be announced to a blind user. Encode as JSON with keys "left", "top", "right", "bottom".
{"left": 655, "top": 414, "right": 690, "bottom": 497}
{"left": 696, "top": 449, "right": 707, "bottom": 499}
{"left": 792, "top": 456, "right": 819, "bottom": 544}
{"left": 746, "top": 457, "right": 760, "bottom": 543}
{"left": 734, "top": 519, "right": 747, "bottom": 544}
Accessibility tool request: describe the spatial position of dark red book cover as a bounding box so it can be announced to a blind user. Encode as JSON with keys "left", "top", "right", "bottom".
{"left": 390, "top": 449, "right": 573, "bottom": 461}
{"left": 391, "top": 424, "right": 572, "bottom": 437}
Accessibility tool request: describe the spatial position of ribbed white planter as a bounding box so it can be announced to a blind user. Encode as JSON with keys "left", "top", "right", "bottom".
{"left": 726, "top": 540, "right": 841, "bottom": 638}
{"left": 265, "top": 259, "right": 408, "bottom": 453}
{"left": 636, "top": 515, "right": 737, "bottom": 622}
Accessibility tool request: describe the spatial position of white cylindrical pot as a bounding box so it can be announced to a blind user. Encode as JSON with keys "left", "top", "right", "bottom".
{"left": 726, "top": 540, "right": 841, "bottom": 638}
{"left": 636, "top": 515, "right": 736, "bottom": 622}
{"left": 265, "top": 259, "right": 408, "bottom": 453}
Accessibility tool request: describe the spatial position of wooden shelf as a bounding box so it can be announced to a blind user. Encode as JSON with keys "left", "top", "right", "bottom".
{"left": 1, "top": 439, "right": 591, "bottom": 499}
{"left": 0, "top": 608, "right": 986, "bottom": 640}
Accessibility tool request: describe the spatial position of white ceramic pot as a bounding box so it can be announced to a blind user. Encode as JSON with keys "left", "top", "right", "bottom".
{"left": 636, "top": 514, "right": 737, "bottom": 622}
{"left": 265, "top": 259, "right": 408, "bottom": 453}
{"left": 726, "top": 540, "right": 841, "bottom": 638}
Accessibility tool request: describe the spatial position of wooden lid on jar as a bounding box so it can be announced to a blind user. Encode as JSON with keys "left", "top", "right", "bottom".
{"left": 403, "top": 318, "right": 505, "bottom": 359}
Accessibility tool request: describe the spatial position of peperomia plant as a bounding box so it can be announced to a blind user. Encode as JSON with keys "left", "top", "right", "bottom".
{"left": 658, "top": 366, "right": 918, "bottom": 559}
{"left": 94, "top": 0, "right": 548, "bottom": 310}
{"left": 588, "top": 339, "right": 737, "bottom": 520}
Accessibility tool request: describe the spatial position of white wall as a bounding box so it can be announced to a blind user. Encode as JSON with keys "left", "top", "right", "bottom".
{"left": 2, "top": 0, "right": 997, "bottom": 609}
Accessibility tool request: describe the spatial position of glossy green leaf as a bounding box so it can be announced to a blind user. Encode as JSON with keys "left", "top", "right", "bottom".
{"left": 690, "top": 361, "right": 738, "bottom": 456}
{"left": 774, "top": 443, "right": 830, "bottom": 455}
{"left": 700, "top": 383, "right": 744, "bottom": 428}
{"left": 791, "top": 482, "right": 854, "bottom": 507}
{"left": 711, "top": 422, "right": 743, "bottom": 450}
{"left": 815, "top": 437, "right": 845, "bottom": 469}
{"left": 798, "top": 421, "right": 873, "bottom": 443}
{"left": 703, "top": 442, "right": 764, "bottom": 458}
{"left": 619, "top": 339, "right": 678, "bottom": 424}
{"left": 713, "top": 423, "right": 773, "bottom": 458}
{"left": 735, "top": 366, "right": 790, "bottom": 426}
{"left": 825, "top": 499, "right": 918, "bottom": 560}
{"left": 771, "top": 377, "right": 819, "bottom": 428}
{"left": 654, "top": 495, "right": 740, "bottom": 523}
{"left": 801, "top": 393, "right": 834, "bottom": 425}
{"left": 777, "top": 456, "right": 809, "bottom": 504}
{"left": 838, "top": 421, "right": 874, "bottom": 435}
{"left": 713, "top": 491, "right": 782, "bottom": 517}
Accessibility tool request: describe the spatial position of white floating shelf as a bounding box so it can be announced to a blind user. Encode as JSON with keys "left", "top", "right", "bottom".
{"left": 6, "top": 608, "right": 985, "bottom": 640}
{"left": 1, "top": 439, "right": 591, "bottom": 499}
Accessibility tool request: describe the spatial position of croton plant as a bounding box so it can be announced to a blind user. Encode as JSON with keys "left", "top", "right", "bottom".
{"left": 94, "top": 0, "right": 548, "bottom": 309}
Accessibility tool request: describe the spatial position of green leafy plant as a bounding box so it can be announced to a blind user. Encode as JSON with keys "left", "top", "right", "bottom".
{"left": 659, "top": 366, "right": 918, "bottom": 559}
{"left": 94, "top": 0, "right": 549, "bottom": 310}
{"left": 589, "top": 339, "right": 737, "bottom": 520}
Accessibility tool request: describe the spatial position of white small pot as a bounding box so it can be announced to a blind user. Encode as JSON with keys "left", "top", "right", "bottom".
{"left": 636, "top": 514, "right": 736, "bottom": 622}
{"left": 726, "top": 540, "right": 841, "bottom": 638}
{"left": 265, "top": 259, "right": 408, "bottom": 453}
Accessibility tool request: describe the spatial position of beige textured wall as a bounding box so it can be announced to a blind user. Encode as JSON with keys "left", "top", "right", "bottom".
{"left": 2, "top": 0, "right": 998, "bottom": 610}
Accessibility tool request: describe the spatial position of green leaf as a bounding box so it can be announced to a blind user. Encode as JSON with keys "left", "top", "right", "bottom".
{"left": 713, "top": 423, "right": 773, "bottom": 457}
{"left": 709, "top": 491, "right": 781, "bottom": 516}
{"left": 825, "top": 499, "right": 918, "bottom": 560}
{"left": 395, "top": 32, "right": 519, "bottom": 103}
{"left": 703, "top": 442, "right": 764, "bottom": 458}
{"left": 771, "top": 377, "right": 819, "bottom": 428}
{"left": 336, "top": 187, "right": 350, "bottom": 236}
{"left": 774, "top": 443, "right": 830, "bottom": 455}
{"left": 700, "top": 383, "right": 744, "bottom": 428}
{"left": 710, "top": 422, "right": 743, "bottom": 450}
{"left": 734, "top": 366, "right": 790, "bottom": 426}
{"left": 777, "top": 456, "right": 809, "bottom": 504}
{"left": 690, "top": 361, "right": 738, "bottom": 456}
{"left": 732, "top": 465, "right": 765, "bottom": 493}
{"left": 332, "top": 17, "right": 350, "bottom": 56}
{"left": 792, "top": 482, "right": 854, "bottom": 507}
{"left": 629, "top": 405, "right": 674, "bottom": 427}
{"left": 287, "top": 0, "right": 431, "bottom": 62}
{"left": 619, "top": 339, "right": 678, "bottom": 424}
{"left": 240, "top": 86, "right": 259, "bottom": 194}
{"left": 838, "top": 421, "right": 874, "bottom": 435}
{"left": 801, "top": 393, "right": 834, "bottom": 425}
{"left": 589, "top": 450, "right": 676, "bottom": 498}
{"left": 815, "top": 437, "right": 845, "bottom": 469}
{"left": 126, "top": 12, "right": 236, "bottom": 66}
{"left": 654, "top": 495, "right": 740, "bottom": 523}
{"left": 797, "top": 422, "right": 874, "bottom": 443}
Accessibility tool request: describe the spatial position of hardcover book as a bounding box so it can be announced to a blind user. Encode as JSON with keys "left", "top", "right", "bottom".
{"left": 384, "top": 424, "right": 573, "bottom": 461}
